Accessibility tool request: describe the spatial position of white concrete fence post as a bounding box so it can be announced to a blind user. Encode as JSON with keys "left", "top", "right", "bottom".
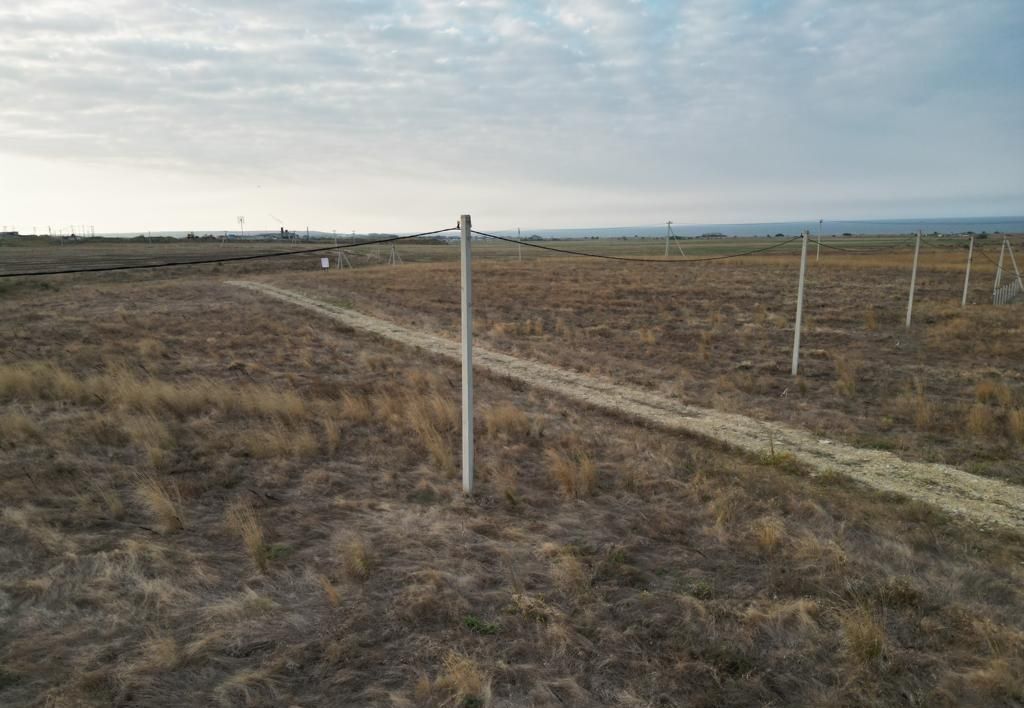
{"left": 961, "top": 235, "right": 974, "bottom": 307}
{"left": 994, "top": 239, "right": 1006, "bottom": 300}
{"left": 1007, "top": 240, "right": 1024, "bottom": 290}
{"left": 905, "top": 230, "right": 921, "bottom": 329}
{"left": 791, "top": 230, "right": 809, "bottom": 376}
{"left": 459, "top": 214, "right": 474, "bottom": 494}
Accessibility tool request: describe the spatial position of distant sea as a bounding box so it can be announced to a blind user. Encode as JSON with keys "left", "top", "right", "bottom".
{"left": 89, "top": 216, "right": 1023, "bottom": 240}
{"left": 514, "top": 216, "right": 1024, "bottom": 240}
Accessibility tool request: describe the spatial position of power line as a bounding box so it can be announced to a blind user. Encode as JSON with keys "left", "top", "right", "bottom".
{"left": 0, "top": 228, "right": 456, "bottom": 279}
{"left": 471, "top": 229, "right": 803, "bottom": 262}
{"left": 975, "top": 246, "right": 1019, "bottom": 275}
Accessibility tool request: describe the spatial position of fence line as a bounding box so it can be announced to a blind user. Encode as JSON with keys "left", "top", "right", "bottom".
{"left": 0, "top": 228, "right": 457, "bottom": 278}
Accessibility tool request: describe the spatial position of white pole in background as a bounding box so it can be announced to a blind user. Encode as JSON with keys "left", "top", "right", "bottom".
{"left": 1006, "top": 240, "right": 1024, "bottom": 290}
{"left": 459, "top": 214, "right": 474, "bottom": 494}
{"left": 517, "top": 227, "right": 522, "bottom": 262}
{"left": 905, "top": 230, "right": 921, "bottom": 329}
{"left": 816, "top": 219, "right": 822, "bottom": 262}
{"left": 961, "top": 235, "right": 974, "bottom": 307}
{"left": 791, "top": 230, "right": 809, "bottom": 376}
{"left": 993, "top": 239, "right": 1006, "bottom": 297}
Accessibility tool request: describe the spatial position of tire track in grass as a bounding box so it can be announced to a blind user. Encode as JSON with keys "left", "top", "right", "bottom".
{"left": 228, "top": 280, "right": 1024, "bottom": 531}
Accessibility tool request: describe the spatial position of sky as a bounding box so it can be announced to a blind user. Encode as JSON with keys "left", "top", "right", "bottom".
{"left": 1, "top": 0, "right": 1022, "bottom": 233}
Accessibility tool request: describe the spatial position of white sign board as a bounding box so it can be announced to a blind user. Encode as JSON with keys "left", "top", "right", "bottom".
{"left": 320, "top": 257, "right": 330, "bottom": 270}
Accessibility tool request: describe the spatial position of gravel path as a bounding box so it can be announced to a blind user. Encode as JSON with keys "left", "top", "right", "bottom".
{"left": 230, "top": 280, "right": 1024, "bottom": 531}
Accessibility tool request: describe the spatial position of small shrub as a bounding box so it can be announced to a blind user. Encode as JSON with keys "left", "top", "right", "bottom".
{"left": 463, "top": 616, "right": 500, "bottom": 635}
{"left": 683, "top": 579, "right": 714, "bottom": 600}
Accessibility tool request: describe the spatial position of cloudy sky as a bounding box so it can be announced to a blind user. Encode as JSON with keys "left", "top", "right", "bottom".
{"left": 1, "top": 0, "right": 1022, "bottom": 233}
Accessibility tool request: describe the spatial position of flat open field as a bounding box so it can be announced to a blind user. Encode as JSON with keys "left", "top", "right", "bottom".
{"left": 261, "top": 236, "right": 1024, "bottom": 483}
{"left": 1, "top": 237, "right": 1022, "bottom": 706}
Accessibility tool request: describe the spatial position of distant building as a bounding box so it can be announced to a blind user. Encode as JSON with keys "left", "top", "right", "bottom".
{"left": 0, "top": 231, "right": 20, "bottom": 238}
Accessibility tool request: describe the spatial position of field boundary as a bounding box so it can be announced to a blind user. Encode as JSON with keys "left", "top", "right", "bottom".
{"left": 229, "top": 280, "right": 1024, "bottom": 531}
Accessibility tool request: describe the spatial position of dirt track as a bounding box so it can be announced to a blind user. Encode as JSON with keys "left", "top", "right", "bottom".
{"left": 230, "top": 280, "right": 1024, "bottom": 531}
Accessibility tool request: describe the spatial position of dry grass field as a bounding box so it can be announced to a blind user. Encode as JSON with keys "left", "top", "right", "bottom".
{"left": 1, "top": 239, "right": 1022, "bottom": 706}
{"left": 269, "top": 239, "right": 1024, "bottom": 483}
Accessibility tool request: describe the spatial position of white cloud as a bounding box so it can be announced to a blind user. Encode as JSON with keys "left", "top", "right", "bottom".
{"left": 0, "top": 0, "right": 1021, "bottom": 231}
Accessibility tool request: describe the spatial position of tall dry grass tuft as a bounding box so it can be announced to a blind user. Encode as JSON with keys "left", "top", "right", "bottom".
{"left": 90, "top": 480, "right": 125, "bottom": 519}
{"left": 433, "top": 651, "right": 491, "bottom": 707}
{"left": 123, "top": 414, "right": 174, "bottom": 469}
{"left": 342, "top": 536, "right": 372, "bottom": 581}
{"left": 894, "top": 379, "right": 934, "bottom": 431}
{"left": 840, "top": 607, "right": 887, "bottom": 665}
{"left": 0, "top": 362, "right": 88, "bottom": 403}
{"left": 975, "top": 379, "right": 1012, "bottom": 407}
{"left": 482, "top": 402, "right": 531, "bottom": 439}
{"left": 135, "top": 473, "right": 184, "bottom": 533}
{"left": 864, "top": 307, "right": 878, "bottom": 331}
{"left": 244, "top": 422, "right": 319, "bottom": 459}
{"left": 339, "top": 393, "right": 373, "bottom": 424}
{"left": 750, "top": 516, "right": 786, "bottom": 554}
{"left": 551, "top": 553, "right": 590, "bottom": 597}
{"left": 318, "top": 573, "right": 341, "bottom": 607}
{"left": 136, "top": 338, "right": 167, "bottom": 359}
{"left": 0, "top": 411, "right": 41, "bottom": 448}
{"left": 832, "top": 354, "right": 859, "bottom": 398}
{"left": 404, "top": 391, "right": 458, "bottom": 475}
{"left": 226, "top": 501, "right": 268, "bottom": 572}
{"left": 966, "top": 404, "right": 996, "bottom": 438}
{"left": 638, "top": 328, "right": 658, "bottom": 345}
{"left": 1009, "top": 408, "right": 1024, "bottom": 444}
{"left": 544, "top": 446, "right": 597, "bottom": 498}
{"left": 321, "top": 416, "right": 341, "bottom": 455}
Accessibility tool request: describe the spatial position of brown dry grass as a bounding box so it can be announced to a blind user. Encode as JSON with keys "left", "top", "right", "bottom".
{"left": 135, "top": 472, "right": 184, "bottom": 533}
{"left": 269, "top": 243, "right": 1023, "bottom": 482}
{"left": 482, "top": 401, "right": 531, "bottom": 439}
{"left": 226, "top": 501, "right": 268, "bottom": 572}
{"left": 0, "top": 263, "right": 1022, "bottom": 706}
{"left": 544, "top": 445, "right": 597, "bottom": 498}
